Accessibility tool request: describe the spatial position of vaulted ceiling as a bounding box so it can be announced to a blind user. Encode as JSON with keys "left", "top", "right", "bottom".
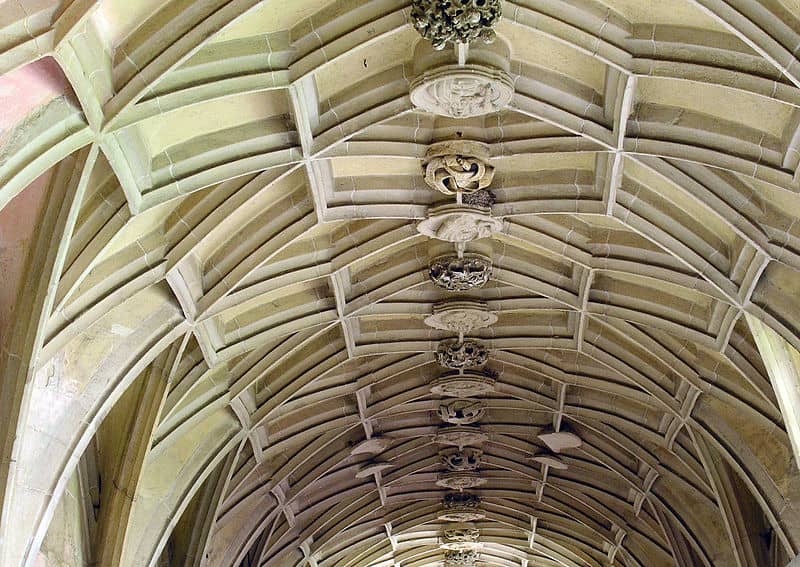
{"left": 2, "top": 1, "right": 800, "bottom": 567}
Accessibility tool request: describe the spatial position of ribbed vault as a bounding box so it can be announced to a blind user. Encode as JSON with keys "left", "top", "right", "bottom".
{"left": 2, "top": 1, "right": 800, "bottom": 567}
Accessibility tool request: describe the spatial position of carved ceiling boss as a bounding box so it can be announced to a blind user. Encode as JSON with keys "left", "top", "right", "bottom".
{"left": 444, "top": 549, "right": 479, "bottom": 566}
{"left": 411, "top": 0, "right": 502, "bottom": 50}
{"left": 439, "top": 398, "right": 486, "bottom": 425}
{"left": 440, "top": 493, "right": 486, "bottom": 522}
{"left": 431, "top": 371, "right": 496, "bottom": 398}
{"left": 424, "top": 300, "right": 497, "bottom": 334}
{"left": 423, "top": 141, "right": 495, "bottom": 196}
{"left": 435, "top": 425, "right": 489, "bottom": 448}
{"left": 429, "top": 254, "right": 492, "bottom": 292}
{"left": 440, "top": 447, "right": 483, "bottom": 471}
{"left": 443, "top": 525, "right": 480, "bottom": 545}
{"left": 437, "top": 339, "right": 490, "bottom": 369}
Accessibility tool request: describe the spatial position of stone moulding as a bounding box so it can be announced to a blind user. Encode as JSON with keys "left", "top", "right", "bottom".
{"left": 424, "top": 300, "right": 497, "bottom": 333}
{"left": 439, "top": 398, "right": 486, "bottom": 424}
{"left": 410, "top": 64, "right": 513, "bottom": 118}
{"left": 437, "top": 471, "right": 487, "bottom": 490}
{"left": 436, "top": 339, "right": 490, "bottom": 369}
{"left": 410, "top": 0, "right": 502, "bottom": 50}
{"left": 431, "top": 371, "right": 496, "bottom": 398}
{"left": 422, "top": 140, "right": 495, "bottom": 196}
{"left": 429, "top": 254, "right": 493, "bottom": 291}
{"left": 417, "top": 203, "right": 503, "bottom": 243}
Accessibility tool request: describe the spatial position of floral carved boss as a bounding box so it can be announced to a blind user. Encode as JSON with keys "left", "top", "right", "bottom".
{"left": 411, "top": 0, "right": 502, "bottom": 50}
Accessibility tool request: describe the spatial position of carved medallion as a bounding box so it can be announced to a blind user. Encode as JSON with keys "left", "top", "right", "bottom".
{"left": 440, "top": 447, "right": 483, "bottom": 471}
{"left": 410, "top": 65, "right": 513, "bottom": 118}
{"left": 437, "top": 471, "right": 486, "bottom": 490}
{"left": 422, "top": 141, "right": 494, "bottom": 196}
{"left": 418, "top": 204, "right": 503, "bottom": 243}
{"left": 439, "top": 398, "right": 486, "bottom": 425}
{"left": 425, "top": 300, "right": 497, "bottom": 333}
{"left": 429, "top": 254, "right": 492, "bottom": 292}
{"left": 411, "top": 0, "right": 502, "bottom": 50}
{"left": 444, "top": 549, "right": 479, "bottom": 567}
{"left": 439, "top": 509, "right": 486, "bottom": 522}
{"left": 435, "top": 426, "right": 488, "bottom": 448}
{"left": 436, "top": 339, "right": 489, "bottom": 369}
{"left": 441, "top": 525, "right": 480, "bottom": 551}
{"left": 431, "top": 371, "right": 495, "bottom": 398}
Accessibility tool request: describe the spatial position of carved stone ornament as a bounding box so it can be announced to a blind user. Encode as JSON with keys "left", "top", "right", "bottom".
{"left": 437, "top": 471, "right": 487, "bottom": 490}
{"left": 444, "top": 525, "right": 480, "bottom": 543}
{"left": 444, "top": 492, "right": 480, "bottom": 509}
{"left": 436, "top": 339, "right": 489, "bottom": 369}
{"left": 439, "top": 493, "right": 485, "bottom": 522}
{"left": 444, "top": 549, "right": 479, "bottom": 567}
{"left": 441, "top": 540, "right": 480, "bottom": 552}
{"left": 410, "top": 65, "right": 513, "bottom": 118}
{"left": 441, "top": 525, "right": 480, "bottom": 551}
{"left": 411, "top": 0, "right": 502, "bottom": 50}
{"left": 429, "top": 254, "right": 492, "bottom": 292}
{"left": 440, "top": 447, "right": 483, "bottom": 471}
{"left": 418, "top": 204, "right": 503, "bottom": 243}
{"left": 434, "top": 426, "right": 488, "bottom": 448}
{"left": 424, "top": 300, "right": 497, "bottom": 333}
{"left": 422, "top": 141, "right": 495, "bottom": 196}
{"left": 439, "top": 398, "right": 486, "bottom": 425}
{"left": 431, "top": 371, "right": 495, "bottom": 398}
{"left": 439, "top": 509, "right": 486, "bottom": 523}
